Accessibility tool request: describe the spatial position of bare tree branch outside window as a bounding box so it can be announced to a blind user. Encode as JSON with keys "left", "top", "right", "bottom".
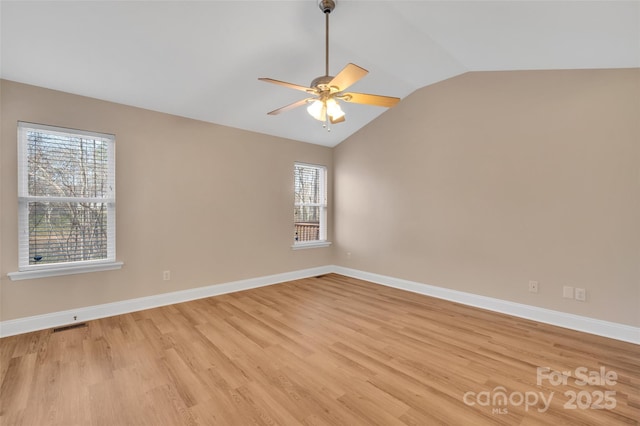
{"left": 18, "top": 123, "right": 115, "bottom": 268}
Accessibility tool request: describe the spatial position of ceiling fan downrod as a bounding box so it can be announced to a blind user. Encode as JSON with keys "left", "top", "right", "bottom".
{"left": 318, "top": 0, "right": 336, "bottom": 132}
{"left": 319, "top": 0, "right": 335, "bottom": 77}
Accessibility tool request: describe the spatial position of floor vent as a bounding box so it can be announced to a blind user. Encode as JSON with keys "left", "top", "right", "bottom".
{"left": 314, "top": 274, "right": 328, "bottom": 278}
{"left": 53, "top": 322, "right": 88, "bottom": 333}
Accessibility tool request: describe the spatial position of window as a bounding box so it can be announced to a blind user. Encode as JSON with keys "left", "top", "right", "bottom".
{"left": 10, "top": 122, "right": 121, "bottom": 280}
{"left": 293, "top": 163, "right": 330, "bottom": 249}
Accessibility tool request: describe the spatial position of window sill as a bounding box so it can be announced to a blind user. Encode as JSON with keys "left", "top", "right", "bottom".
{"left": 291, "top": 241, "right": 332, "bottom": 250}
{"left": 8, "top": 261, "right": 124, "bottom": 281}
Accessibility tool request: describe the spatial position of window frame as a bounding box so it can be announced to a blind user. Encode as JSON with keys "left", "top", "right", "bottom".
{"left": 9, "top": 122, "right": 122, "bottom": 280}
{"left": 292, "top": 162, "right": 331, "bottom": 250}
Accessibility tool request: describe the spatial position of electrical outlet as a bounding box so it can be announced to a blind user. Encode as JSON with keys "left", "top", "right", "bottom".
{"left": 563, "top": 286, "right": 574, "bottom": 299}
{"left": 163, "top": 270, "right": 171, "bottom": 281}
{"left": 575, "top": 288, "right": 586, "bottom": 302}
{"left": 528, "top": 280, "right": 539, "bottom": 293}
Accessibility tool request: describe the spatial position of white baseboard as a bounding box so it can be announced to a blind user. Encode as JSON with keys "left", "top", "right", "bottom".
{"left": 0, "top": 265, "right": 333, "bottom": 338}
{"left": 332, "top": 266, "right": 640, "bottom": 345}
{"left": 2, "top": 264, "right": 638, "bottom": 345}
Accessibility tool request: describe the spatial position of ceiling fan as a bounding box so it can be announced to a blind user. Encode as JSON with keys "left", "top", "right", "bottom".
{"left": 259, "top": 0, "right": 400, "bottom": 129}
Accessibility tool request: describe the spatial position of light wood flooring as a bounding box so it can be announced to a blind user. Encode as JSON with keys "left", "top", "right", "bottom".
{"left": 1, "top": 274, "right": 638, "bottom": 425}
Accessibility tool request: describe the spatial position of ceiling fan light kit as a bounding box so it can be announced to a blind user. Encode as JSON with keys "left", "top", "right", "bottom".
{"left": 259, "top": 0, "right": 400, "bottom": 130}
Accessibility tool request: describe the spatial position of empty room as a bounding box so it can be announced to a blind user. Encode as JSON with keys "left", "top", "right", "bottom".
{"left": 1, "top": 1, "right": 638, "bottom": 425}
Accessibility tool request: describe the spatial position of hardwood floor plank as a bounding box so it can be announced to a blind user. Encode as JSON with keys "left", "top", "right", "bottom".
{"left": 1, "top": 274, "right": 638, "bottom": 425}
{"left": 0, "top": 353, "right": 37, "bottom": 416}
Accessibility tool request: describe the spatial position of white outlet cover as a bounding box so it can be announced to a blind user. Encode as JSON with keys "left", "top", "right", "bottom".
{"left": 563, "top": 286, "right": 574, "bottom": 298}
{"left": 575, "top": 288, "right": 586, "bottom": 302}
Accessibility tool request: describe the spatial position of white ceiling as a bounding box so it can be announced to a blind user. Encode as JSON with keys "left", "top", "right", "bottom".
{"left": 1, "top": 1, "right": 639, "bottom": 147}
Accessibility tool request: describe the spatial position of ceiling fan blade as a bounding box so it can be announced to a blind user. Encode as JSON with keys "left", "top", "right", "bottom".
{"left": 340, "top": 92, "right": 400, "bottom": 108}
{"left": 259, "top": 78, "right": 316, "bottom": 93}
{"left": 330, "top": 115, "right": 346, "bottom": 124}
{"left": 329, "top": 63, "right": 368, "bottom": 91}
{"left": 267, "top": 98, "right": 313, "bottom": 115}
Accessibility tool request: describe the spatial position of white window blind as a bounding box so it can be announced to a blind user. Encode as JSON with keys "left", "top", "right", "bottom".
{"left": 17, "top": 122, "right": 116, "bottom": 271}
{"left": 294, "top": 163, "right": 327, "bottom": 244}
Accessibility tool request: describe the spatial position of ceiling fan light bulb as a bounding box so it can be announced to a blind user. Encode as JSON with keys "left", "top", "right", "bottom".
{"left": 326, "top": 98, "right": 345, "bottom": 119}
{"left": 307, "top": 100, "right": 326, "bottom": 121}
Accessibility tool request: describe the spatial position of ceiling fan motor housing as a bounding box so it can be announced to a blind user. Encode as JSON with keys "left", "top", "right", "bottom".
{"left": 318, "top": 0, "right": 335, "bottom": 14}
{"left": 310, "top": 75, "right": 336, "bottom": 93}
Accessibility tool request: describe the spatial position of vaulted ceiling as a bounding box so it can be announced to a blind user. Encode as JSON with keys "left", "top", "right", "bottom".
{"left": 2, "top": 1, "right": 638, "bottom": 147}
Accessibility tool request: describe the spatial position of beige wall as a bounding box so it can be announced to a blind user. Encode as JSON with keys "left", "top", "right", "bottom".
{"left": 2, "top": 69, "right": 639, "bottom": 328}
{"left": 0, "top": 80, "right": 333, "bottom": 321}
{"left": 334, "top": 69, "right": 640, "bottom": 327}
